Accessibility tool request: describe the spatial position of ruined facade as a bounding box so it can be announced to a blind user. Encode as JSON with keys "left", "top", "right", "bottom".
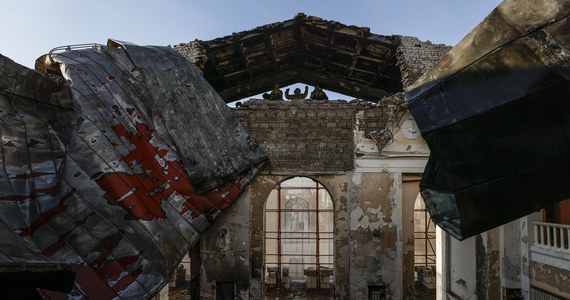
{"left": 174, "top": 14, "right": 450, "bottom": 102}
{"left": 186, "top": 98, "right": 430, "bottom": 299}
{"left": 1, "top": 7, "right": 569, "bottom": 300}
{"left": 174, "top": 12, "right": 570, "bottom": 300}
{"left": 173, "top": 14, "right": 450, "bottom": 299}
{"left": 0, "top": 41, "right": 267, "bottom": 299}
{"left": 408, "top": 1, "right": 570, "bottom": 299}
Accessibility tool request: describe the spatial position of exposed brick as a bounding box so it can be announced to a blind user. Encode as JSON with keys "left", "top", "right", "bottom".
{"left": 395, "top": 36, "right": 451, "bottom": 90}
{"left": 234, "top": 99, "right": 385, "bottom": 173}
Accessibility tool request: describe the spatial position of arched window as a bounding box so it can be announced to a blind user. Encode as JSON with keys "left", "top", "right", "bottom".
{"left": 264, "top": 177, "right": 334, "bottom": 294}
{"left": 414, "top": 193, "right": 437, "bottom": 291}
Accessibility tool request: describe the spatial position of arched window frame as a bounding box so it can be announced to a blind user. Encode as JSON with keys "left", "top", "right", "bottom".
{"left": 264, "top": 177, "right": 334, "bottom": 291}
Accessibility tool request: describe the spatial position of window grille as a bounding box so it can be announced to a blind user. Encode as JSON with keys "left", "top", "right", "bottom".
{"left": 264, "top": 177, "right": 334, "bottom": 293}
{"left": 531, "top": 287, "right": 564, "bottom": 300}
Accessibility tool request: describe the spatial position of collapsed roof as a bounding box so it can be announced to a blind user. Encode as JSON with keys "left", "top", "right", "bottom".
{"left": 175, "top": 14, "right": 450, "bottom": 102}
{"left": 0, "top": 13, "right": 456, "bottom": 299}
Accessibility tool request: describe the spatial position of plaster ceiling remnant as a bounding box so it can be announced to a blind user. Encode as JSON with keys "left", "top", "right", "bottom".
{"left": 0, "top": 39, "right": 266, "bottom": 299}
{"left": 175, "top": 13, "right": 404, "bottom": 102}
{"left": 406, "top": 0, "right": 570, "bottom": 240}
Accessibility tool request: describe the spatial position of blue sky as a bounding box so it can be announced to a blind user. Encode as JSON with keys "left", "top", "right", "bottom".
{"left": 3, "top": 0, "right": 500, "bottom": 69}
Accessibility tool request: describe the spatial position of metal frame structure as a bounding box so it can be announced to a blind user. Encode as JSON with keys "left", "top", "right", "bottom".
{"left": 264, "top": 177, "right": 334, "bottom": 291}
{"left": 413, "top": 203, "right": 436, "bottom": 269}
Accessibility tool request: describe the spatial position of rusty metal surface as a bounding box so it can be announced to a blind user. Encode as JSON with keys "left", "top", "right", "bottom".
{"left": 406, "top": 0, "right": 570, "bottom": 240}
{"left": 0, "top": 40, "right": 266, "bottom": 298}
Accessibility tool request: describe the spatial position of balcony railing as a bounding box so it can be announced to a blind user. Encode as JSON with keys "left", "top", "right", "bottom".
{"left": 533, "top": 222, "right": 570, "bottom": 251}
{"left": 531, "top": 222, "right": 570, "bottom": 270}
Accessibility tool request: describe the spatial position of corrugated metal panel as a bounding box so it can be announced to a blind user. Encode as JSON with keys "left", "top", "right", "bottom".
{"left": 0, "top": 39, "right": 266, "bottom": 298}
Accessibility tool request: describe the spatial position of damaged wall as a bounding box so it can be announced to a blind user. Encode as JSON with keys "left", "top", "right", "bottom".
{"left": 448, "top": 236, "right": 477, "bottom": 299}
{"left": 531, "top": 262, "right": 570, "bottom": 299}
{"left": 171, "top": 16, "right": 452, "bottom": 300}
{"left": 194, "top": 175, "right": 385, "bottom": 300}
{"left": 243, "top": 172, "right": 402, "bottom": 300}
{"left": 438, "top": 209, "right": 570, "bottom": 300}
{"left": 395, "top": 36, "right": 451, "bottom": 90}
{"left": 500, "top": 219, "right": 522, "bottom": 294}
{"left": 234, "top": 99, "right": 385, "bottom": 174}
{"left": 173, "top": 8, "right": 570, "bottom": 300}
{"left": 196, "top": 189, "right": 252, "bottom": 299}
{"left": 190, "top": 98, "right": 429, "bottom": 299}
{"left": 441, "top": 230, "right": 502, "bottom": 300}
{"left": 247, "top": 174, "right": 351, "bottom": 299}
{"left": 348, "top": 172, "right": 400, "bottom": 298}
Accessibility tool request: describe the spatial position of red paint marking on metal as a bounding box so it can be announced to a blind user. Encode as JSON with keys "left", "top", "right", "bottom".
{"left": 19, "top": 188, "right": 76, "bottom": 236}
{"left": 96, "top": 122, "right": 241, "bottom": 220}
{"left": 0, "top": 185, "right": 61, "bottom": 202}
{"left": 109, "top": 266, "right": 143, "bottom": 292}
{"left": 88, "top": 238, "right": 142, "bottom": 288}
{"left": 0, "top": 172, "right": 62, "bottom": 203}
{"left": 87, "top": 234, "right": 123, "bottom": 267}
{"left": 37, "top": 289, "right": 73, "bottom": 300}
{"left": 42, "top": 239, "right": 68, "bottom": 257}
{"left": 73, "top": 266, "right": 118, "bottom": 299}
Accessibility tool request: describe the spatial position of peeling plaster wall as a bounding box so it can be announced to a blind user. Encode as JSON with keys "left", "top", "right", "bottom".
{"left": 193, "top": 100, "right": 426, "bottom": 299}
{"left": 500, "top": 220, "right": 522, "bottom": 290}
{"left": 520, "top": 212, "right": 542, "bottom": 298}
{"left": 443, "top": 230, "right": 502, "bottom": 300}
{"left": 198, "top": 190, "right": 252, "bottom": 300}
{"left": 245, "top": 172, "right": 403, "bottom": 299}
{"left": 531, "top": 262, "right": 570, "bottom": 299}
{"left": 439, "top": 212, "right": 570, "bottom": 300}
{"left": 248, "top": 176, "right": 279, "bottom": 300}
{"left": 447, "top": 236, "right": 477, "bottom": 299}
{"left": 476, "top": 231, "right": 501, "bottom": 300}
{"left": 349, "top": 173, "right": 396, "bottom": 299}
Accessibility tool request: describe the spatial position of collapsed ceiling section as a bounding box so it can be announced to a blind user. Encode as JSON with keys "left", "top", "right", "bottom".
{"left": 175, "top": 14, "right": 403, "bottom": 102}
{"left": 0, "top": 40, "right": 266, "bottom": 298}
{"left": 406, "top": 0, "right": 570, "bottom": 240}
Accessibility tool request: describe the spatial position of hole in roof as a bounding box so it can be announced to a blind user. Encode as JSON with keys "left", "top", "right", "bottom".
{"left": 228, "top": 83, "right": 355, "bottom": 107}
